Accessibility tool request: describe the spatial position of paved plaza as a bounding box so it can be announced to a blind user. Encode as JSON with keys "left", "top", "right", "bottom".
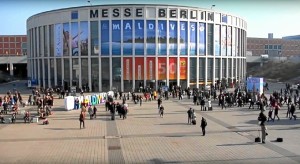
{"left": 0, "top": 81, "right": 300, "bottom": 164}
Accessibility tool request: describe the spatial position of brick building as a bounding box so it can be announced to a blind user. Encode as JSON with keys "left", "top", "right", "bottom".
{"left": 247, "top": 35, "right": 300, "bottom": 57}
{"left": 0, "top": 35, "right": 27, "bottom": 56}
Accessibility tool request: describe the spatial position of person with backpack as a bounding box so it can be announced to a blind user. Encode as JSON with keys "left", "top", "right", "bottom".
{"left": 258, "top": 110, "right": 267, "bottom": 143}
{"left": 200, "top": 117, "right": 207, "bottom": 136}
{"left": 187, "top": 108, "right": 193, "bottom": 124}
{"left": 79, "top": 111, "right": 85, "bottom": 129}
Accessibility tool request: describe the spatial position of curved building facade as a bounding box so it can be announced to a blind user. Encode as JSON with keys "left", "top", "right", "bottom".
{"left": 27, "top": 4, "right": 247, "bottom": 92}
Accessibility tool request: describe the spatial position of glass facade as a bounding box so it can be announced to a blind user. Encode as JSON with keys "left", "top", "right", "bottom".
{"left": 27, "top": 5, "right": 247, "bottom": 91}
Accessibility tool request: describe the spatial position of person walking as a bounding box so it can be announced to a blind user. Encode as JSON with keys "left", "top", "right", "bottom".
{"left": 273, "top": 104, "right": 280, "bottom": 121}
{"left": 93, "top": 106, "right": 97, "bottom": 118}
{"left": 159, "top": 105, "right": 164, "bottom": 118}
{"left": 200, "top": 117, "right": 207, "bottom": 136}
{"left": 258, "top": 110, "right": 267, "bottom": 143}
{"left": 79, "top": 111, "right": 85, "bottom": 129}
{"left": 187, "top": 108, "right": 193, "bottom": 124}
{"left": 290, "top": 103, "right": 297, "bottom": 120}
{"left": 200, "top": 98, "right": 205, "bottom": 111}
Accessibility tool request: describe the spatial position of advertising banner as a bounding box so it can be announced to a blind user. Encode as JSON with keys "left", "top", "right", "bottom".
{"left": 112, "top": 20, "right": 121, "bottom": 55}
{"left": 146, "top": 20, "right": 156, "bottom": 55}
{"left": 54, "top": 24, "right": 63, "bottom": 57}
{"left": 180, "top": 21, "right": 188, "bottom": 55}
{"left": 169, "top": 21, "right": 177, "bottom": 55}
{"left": 199, "top": 23, "right": 206, "bottom": 55}
{"left": 190, "top": 22, "right": 197, "bottom": 55}
{"left": 123, "top": 57, "right": 132, "bottom": 80}
{"left": 221, "top": 25, "right": 227, "bottom": 56}
{"left": 158, "top": 20, "right": 167, "bottom": 55}
{"left": 189, "top": 58, "right": 197, "bottom": 80}
{"left": 135, "top": 57, "right": 144, "bottom": 80}
{"left": 135, "top": 20, "right": 144, "bottom": 55}
{"left": 169, "top": 57, "right": 177, "bottom": 80}
{"left": 246, "top": 77, "right": 264, "bottom": 95}
{"left": 123, "top": 20, "right": 133, "bottom": 55}
{"left": 180, "top": 57, "right": 187, "bottom": 79}
{"left": 227, "top": 27, "right": 232, "bottom": 56}
{"left": 63, "top": 23, "right": 70, "bottom": 56}
{"left": 214, "top": 25, "right": 220, "bottom": 56}
{"left": 158, "top": 57, "right": 167, "bottom": 80}
{"left": 232, "top": 27, "right": 236, "bottom": 56}
{"left": 146, "top": 57, "right": 155, "bottom": 80}
{"left": 71, "top": 22, "right": 79, "bottom": 56}
{"left": 101, "top": 20, "right": 110, "bottom": 55}
{"left": 80, "top": 21, "right": 88, "bottom": 56}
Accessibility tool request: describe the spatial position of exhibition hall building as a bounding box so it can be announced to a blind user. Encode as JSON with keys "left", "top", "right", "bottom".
{"left": 26, "top": 4, "right": 247, "bottom": 92}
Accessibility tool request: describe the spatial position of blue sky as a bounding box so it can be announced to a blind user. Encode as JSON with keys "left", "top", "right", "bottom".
{"left": 0, "top": 0, "right": 299, "bottom": 38}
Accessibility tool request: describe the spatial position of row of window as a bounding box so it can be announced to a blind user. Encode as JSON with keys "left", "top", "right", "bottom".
{"left": 264, "top": 44, "right": 282, "bottom": 50}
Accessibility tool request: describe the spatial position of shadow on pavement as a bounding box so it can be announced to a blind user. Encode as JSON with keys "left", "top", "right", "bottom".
{"left": 245, "top": 118, "right": 299, "bottom": 126}
{"left": 44, "top": 127, "right": 80, "bottom": 130}
{"left": 216, "top": 142, "right": 255, "bottom": 146}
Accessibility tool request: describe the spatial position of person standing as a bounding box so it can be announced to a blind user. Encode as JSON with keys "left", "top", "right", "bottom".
{"left": 187, "top": 108, "right": 193, "bottom": 124}
{"left": 79, "top": 111, "right": 85, "bottom": 129}
{"left": 258, "top": 110, "right": 267, "bottom": 143}
{"left": 290, "top": 103, "right": 297, "bottom": 120}
{"left": 200, "top": 117, "right": 207, "bottom": 136}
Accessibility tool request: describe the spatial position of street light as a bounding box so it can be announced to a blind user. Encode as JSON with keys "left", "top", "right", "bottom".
{"left": 87, "top": 0, "right": 92, "bottom": 6}
{"left": 211, "top": 5, "right": 216, "bottom": 10}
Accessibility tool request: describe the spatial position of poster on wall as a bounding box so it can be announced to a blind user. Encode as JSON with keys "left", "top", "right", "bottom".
{"left": 123, "top": 57, "right": 132, "bottom": 80}
{"left": 158, "top": 57, "right": 167, "bottom": 80}
{"left": 112, "top": 20, "right": 121, "bottom": 55}
{"left": 180, "top": 21, "right": 187, "bottom": 55}
{"left": 63, "top": 23, "right": 70, "bottom": 56}
{"left": 199, "top": 23, "right": 206, "bottom": 55}
{"left": 71, "top": 22, "right": 79, "bottom": 56}
{"left": 54, "top": 23, "right": 63, "bottom": 57}
{"left": 180, "top": 57, "right": 187, "bottom": 79}
{"left": 135, "top": 20, "right": 144, "bottom": 55}
{"left": 232, "top": 27, "right": 236, "bottom": 56}
{"left": 135, "top": 57, "right": 144, "bottom": 80}
{"left": 146, "top": 20, "right": 156, "bottom": 55}
{"left": 221, "top": 25, "right": 227, "bottom": 56}
{"left": 227, "top": 27, "right": 232, "bottom": 56}
{"left": 214, "top": 25, "right": 220, "bottom": 56}
{"left": 123, "top": 20, "right": 133, "bottom": 55}
{"left": 101, "top": 20, "right": 110, "bottom": 55}
{"left": 146, "top": 57, "right": 155, "bottom": 80}
{"left": 169, "top": 57, "right": 177, "bottom": 80}
{"left": 158, "top": 20, "right": 167, "bottom": 55}
{"left": 80, "top": 21, "right": 88, "bottom": 56}
{"left": 189, "top": 22, "right": 197, "bottom": 55}
{"left": 169, "top": 21, "right": 177, "bottom": 55}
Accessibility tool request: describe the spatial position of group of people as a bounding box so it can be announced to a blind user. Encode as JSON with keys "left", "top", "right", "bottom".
{"left": 0, "top": 90, "right": 24, "bottom": 123}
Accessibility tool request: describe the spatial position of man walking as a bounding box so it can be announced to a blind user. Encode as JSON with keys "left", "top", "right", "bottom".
{"left": 79, "top": 111, "right": 85, "bottom": 129}
{"left": 200, "top": 117, "right": 207, "bottom": 136}
{"left": 258, "top": 110, "right": 267, "bottom": 143}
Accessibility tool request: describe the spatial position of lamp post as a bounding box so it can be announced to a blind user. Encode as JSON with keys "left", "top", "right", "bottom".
{"left": 87, "top": 0, "right": 92, "bottom": 6}
{"left": 6, "top": 51, "right": 9, "bottom": 71}
{"left": 211, "top": 5, "right": 216, "bottom": 10}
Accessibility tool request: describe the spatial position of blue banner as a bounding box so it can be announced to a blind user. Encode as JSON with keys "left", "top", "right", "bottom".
{"left": 214, "top": 25, "right": 220, "bottom": 56}
{"left": 199, "top": 23, "right": 206, "bottom": 55}
{"left": 63, "top": 23, "right": 70, "bottom": 56}
{"left": 112, "top": 20, "right": 121, "bottom": 55}
{"left": 180, "top": 21, "right": 187, "bottom": 55}
{"left": 169, "top": 21, "right": 177, "bottom": 55}
{"left": 227, "top": 27, "right": 232, "bottom": 56}
{"left": 71, "top": 22, "right": 78, "bottom": 56}
{"left": 146, "top": 20, "right": 156, "bottom": 55}
{"left": 101, "top": 20, "right": 109, "bottom": 55}
{"left": 135, "top": 20, "right": 144, "bottom": 55}
{"left": 123, "top": 20, "right": 132, "bottom": 55}
{"left": 158, "top": 20, "right": 167, "bottom": 55}
{"left": 190, "top": 22, "right": 197, "bottom": 56}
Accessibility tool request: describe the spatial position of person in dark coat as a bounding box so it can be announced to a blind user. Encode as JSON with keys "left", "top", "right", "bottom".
{"left": 200, "top": 117, "right": 207, "bottom": 136}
